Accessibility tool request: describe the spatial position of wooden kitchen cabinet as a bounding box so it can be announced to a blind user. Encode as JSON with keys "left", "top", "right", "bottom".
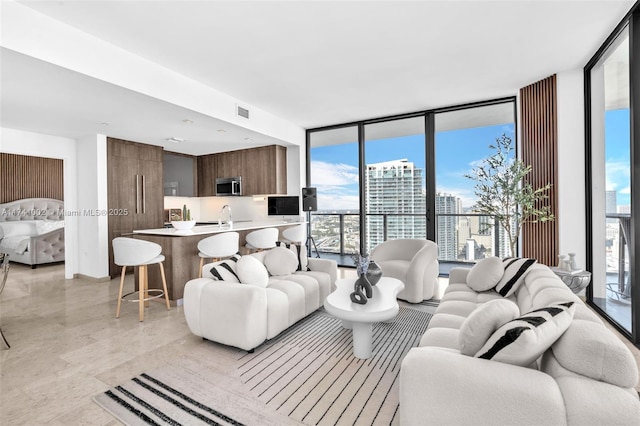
{"left": 197, "top": 154, "right": 217, "bottom": 196}
{"left": 243, "top": 145, "right": 287, "bottom": 195}
{"left": 196, "top": 144, "right": 287, "bottom": 197}
{"left": 107, "top": 137, "right": 164, "bottom": 277}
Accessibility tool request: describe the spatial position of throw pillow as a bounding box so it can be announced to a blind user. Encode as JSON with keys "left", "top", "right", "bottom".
{"left": 458, "top": 299, "right": 520, "bottom": 356}
{"left": 494, "top": 257, "right": 537, "bottom": 297}
{"left": 275, "top": 241, "right": 309, "bottom": 271}
{"left": 204, "top": 254, "right": 241, "bottom": 283}
{"left": 264, "top": 246, "right": 299, "bottom": 276}
{"left": 466, "top": 257, "right": 505, "bottom": 292}
{"left": 475, "top": 301, "right": 576, "bottom": 366}
{"left": 236, "top": 255, "right": 269, "bottom": 288}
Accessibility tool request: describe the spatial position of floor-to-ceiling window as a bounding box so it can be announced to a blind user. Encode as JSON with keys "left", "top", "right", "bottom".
{"left": 364, "top": 117, "right": 426, "bottom": 254}
{"left": 308, "top": 126, "right": 360, "bottom": 266}
{"left": 434, "top": 103, "right": 516, "bottom": 263}
{"left": 586, "top": 5, "right": 639, "bottom": 345}
{"left": 307, "top": 98, "right": 516, "bottom": 268}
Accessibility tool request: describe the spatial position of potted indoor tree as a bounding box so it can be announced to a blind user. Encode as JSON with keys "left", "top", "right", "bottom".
{"left": 465, "top": 134, "right": 554, "bottom": 257}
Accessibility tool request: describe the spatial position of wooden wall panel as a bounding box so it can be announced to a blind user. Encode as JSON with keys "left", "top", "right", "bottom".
{"left": 0, "top": 153, "right": 64, "bottom": 203}
{"left": 519, "top": 75, "right": 558, "bottom": 266}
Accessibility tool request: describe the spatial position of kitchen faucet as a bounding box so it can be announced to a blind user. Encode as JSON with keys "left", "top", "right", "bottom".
{"left": 222, "top": 204, "right": 232, "bottom": 227}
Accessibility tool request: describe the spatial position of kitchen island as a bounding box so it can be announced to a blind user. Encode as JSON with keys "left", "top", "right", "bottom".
{"left": 133, "top": 220, "right": 305, "bottom": 304}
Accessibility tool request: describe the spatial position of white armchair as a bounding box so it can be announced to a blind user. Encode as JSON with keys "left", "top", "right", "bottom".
{"left": 370, "top": 239, "right": 439, "bottom": 303}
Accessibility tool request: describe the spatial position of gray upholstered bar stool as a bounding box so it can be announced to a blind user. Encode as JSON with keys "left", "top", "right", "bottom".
{"left": 113, "top": 237, "right": 171, "bottom": 322}
{"left": 197, "top": 232, "right": 239, "bottom": 278}
{"left": 245, "top": 227, "right": 279, "bottom": 253}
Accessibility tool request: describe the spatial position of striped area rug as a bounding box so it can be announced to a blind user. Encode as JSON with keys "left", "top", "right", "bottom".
{"left": 93, "top": 306, "right": 432, "bottom": 426}
{"left": 235, "top": 307, "right": 432, "bottom": 426}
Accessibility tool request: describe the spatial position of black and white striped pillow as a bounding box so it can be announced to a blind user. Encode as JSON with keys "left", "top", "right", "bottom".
{"left": 494, "top": 257, "right": 537, "bottom": 297}
{"left": 204, "top": 254, "right": 241, "bottom": 283}
{"left": 475, "top": 301, "right": 576, "bottom": 366}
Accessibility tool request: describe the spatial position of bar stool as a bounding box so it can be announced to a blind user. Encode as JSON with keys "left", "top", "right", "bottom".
{"left": 197, "top": 232, "right": 239, "bottom": 277}
{"left": 281, "top": 224, "right": 306, "bottom": 244}
{"left": 245, "top": 227, "right": 279, "bottom": 252}
{"left": 113, "top": 237, "right": 171, "bottom": 322}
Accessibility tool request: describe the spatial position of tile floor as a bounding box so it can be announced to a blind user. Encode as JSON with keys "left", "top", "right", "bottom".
{"left": 0, "top": 264, "right": 638, "bottom": 425}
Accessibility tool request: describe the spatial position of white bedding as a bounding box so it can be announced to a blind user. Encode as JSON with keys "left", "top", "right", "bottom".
{"left": 0, "top": 236, "right": 30, "bottom": 254}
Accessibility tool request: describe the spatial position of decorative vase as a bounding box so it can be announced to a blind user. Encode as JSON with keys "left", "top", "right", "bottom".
{"left": 366, "top": 260, "right": 382, "bottom": 286}
{"left": 568, "top": 253, "right": 577, "bottom": 270}
{"left": 557, "top": 254, "right": 566, "bottom": 269}
{"left": 350, "top": 273, "right": 372, "bottom": 304}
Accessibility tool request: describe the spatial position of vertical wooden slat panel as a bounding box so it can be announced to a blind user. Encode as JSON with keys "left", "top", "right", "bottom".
{"left": 0, "top": 153, "right": 64, "bottom": 203}
{"left": 519, "top": 75, "right": 558, "bottom": 266}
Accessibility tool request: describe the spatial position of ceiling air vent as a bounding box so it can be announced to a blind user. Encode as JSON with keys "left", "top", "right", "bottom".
{"left": 237, "top": 105, "right": 250, "bottom": 119}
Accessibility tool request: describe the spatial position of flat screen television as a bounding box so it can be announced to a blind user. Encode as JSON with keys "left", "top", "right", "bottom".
{"left": 267, "top": 196, "right": 300, "bottom": 216}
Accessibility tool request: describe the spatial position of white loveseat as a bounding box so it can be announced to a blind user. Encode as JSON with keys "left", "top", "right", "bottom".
{"left": 400, "top": 263, "right": 640, "bottom": 425}
{"left": 0, "top": 198, "right": 65, "bottom": 267}
{"left": 183, "top": 247, "right": 337, "bottom": 351}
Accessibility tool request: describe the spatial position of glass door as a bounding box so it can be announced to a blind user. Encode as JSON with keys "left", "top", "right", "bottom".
{"left": 309, "top": 126, "right": 360, "bottom": 266}
{"left": 434, "top": 102, "right": 516, "bottom": 265}
{"left": 363, "top": 117, "right": 426, "bottom": 254}
{"left": 589, "top": 26, "right": 631, "bottom": 332}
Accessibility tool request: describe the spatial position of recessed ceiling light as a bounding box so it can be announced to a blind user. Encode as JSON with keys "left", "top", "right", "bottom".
{"left": 100, "top": 122, "right": 109, "bottom": 126}
{"left": 244, "top": 137, "right": 252, "bottom": 141}
{"left": 183, "top": 119, "right": 194, "bottom": 124}
{"left": 217, "top": 129, "right": 227, "bottom": 133}
{"left": 166, "top": 137, "right": 185, "bottom": 143}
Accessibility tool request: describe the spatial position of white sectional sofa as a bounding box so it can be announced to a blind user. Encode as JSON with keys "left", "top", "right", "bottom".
{"left": 184, "top": 246, "right": 337, "bottom": 351}
{"left": 0, "top": 198, "right": 65, "bottom": 267}
{"left": 400, "top": 261, "right": 640, "bottom": 426}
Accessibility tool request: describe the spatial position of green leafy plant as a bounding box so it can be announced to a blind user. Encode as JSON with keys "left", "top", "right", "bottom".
{"left": 465, "top": 134, "right": 554, "bottom": 256}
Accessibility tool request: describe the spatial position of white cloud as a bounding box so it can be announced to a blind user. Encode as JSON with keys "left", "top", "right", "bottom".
{"left": 317, "top": 193, "right": 360, "bottom": 211}
{"left": 605, "top": 159, "right": 630, "bottom": 191}
{"left": 620, "top": 186, "right": 630, "bottom": 194}
{"left": 437, "top": 185, "right": 477, "bottom": 209}
{"left": 310, "top": 161, "right": 359, "bottom": 187}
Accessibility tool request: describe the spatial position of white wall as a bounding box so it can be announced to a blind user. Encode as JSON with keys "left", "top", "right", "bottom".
{"left": 0, "top": 127, "right": 78, "bottom": 279}
{"left": 556, "top": 70, "right": 588, "bottom": 272}
{"left": 76, "top": 134, "right": 109, "bottom": 279}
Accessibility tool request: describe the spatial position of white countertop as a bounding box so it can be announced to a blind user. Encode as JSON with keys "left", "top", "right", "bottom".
{"left": 133, "top": 219, "right": 305, "bottom": 236}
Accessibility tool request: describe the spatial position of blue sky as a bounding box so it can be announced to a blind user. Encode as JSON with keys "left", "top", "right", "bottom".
{"left": 605, "top": 108, "right": 631, "bottom": 207}
{"left": 311, "top": 123, "right": 515, "bottom": 211}
{"left": 311, "top": 110, "right": 630, "bottom": 212}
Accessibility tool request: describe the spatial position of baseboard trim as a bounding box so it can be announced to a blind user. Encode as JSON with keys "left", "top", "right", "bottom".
{"left": 73, "top": 273, "right": 111, "bottom": 283}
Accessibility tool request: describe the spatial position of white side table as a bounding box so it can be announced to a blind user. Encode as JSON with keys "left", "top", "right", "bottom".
{"left": 550, "top": 268, "right": 591, "bottom": 294}
{"left": 324, "top": 277, "right": 404, "bottom": 359}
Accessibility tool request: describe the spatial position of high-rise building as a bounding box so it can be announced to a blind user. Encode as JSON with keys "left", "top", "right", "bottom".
{"left": 365, "top": 159, "right": 426, "bottom": 251}
{"left": 436, "top": 193, "right": 459, "bottom": 261}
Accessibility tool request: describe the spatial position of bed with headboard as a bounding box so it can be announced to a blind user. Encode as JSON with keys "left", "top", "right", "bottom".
{"left": 0, "top": 198, "right": 65, "bottom": 267}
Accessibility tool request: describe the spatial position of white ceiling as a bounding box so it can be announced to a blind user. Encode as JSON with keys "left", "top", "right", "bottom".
{"left": 1, "top": 0, "right": 635, "bottom": 155}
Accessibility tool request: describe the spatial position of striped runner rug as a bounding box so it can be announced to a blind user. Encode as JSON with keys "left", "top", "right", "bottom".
{"left": 94, "top": 306, "right": 433, "bottom": 426}
{"left": 234, "top": 306, "right": 433, "bottom": 426}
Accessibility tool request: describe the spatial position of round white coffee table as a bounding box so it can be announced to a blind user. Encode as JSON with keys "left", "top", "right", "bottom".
{"left": 324, "top": 277, "right": 404, "bottom": 359}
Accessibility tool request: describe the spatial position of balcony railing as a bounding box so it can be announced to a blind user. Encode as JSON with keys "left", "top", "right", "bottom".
{"left": 310, "top": 212, "right": 503, "bottom": 265}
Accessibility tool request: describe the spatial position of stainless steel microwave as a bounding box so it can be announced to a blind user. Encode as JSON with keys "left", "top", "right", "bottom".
{"left": 216, "top": 177, "right": 242, "bottom": 196}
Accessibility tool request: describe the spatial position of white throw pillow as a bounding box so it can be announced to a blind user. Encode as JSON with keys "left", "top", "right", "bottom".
{"left": 204, "top": 254, "right": 241, "bottom": 283}
{"left": 264, "top": 247, "right": 299, "bottom": 276}
{"left": 466, "top": 257, "right": 505, "bottom": 292}
{"left": 475, "top": 301, "right": 576, "bottom": 366}
{"left": 458, "top": 299, "right": 520, "bottom": 356}
{"left": 236, "top": 255, "right": 269, "bottom": 288}
{"left": 275, "top": 241, "right": 309, "bottom": 271}
{"left": 494, "top": 257, "right": 537, "bottom": 297}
